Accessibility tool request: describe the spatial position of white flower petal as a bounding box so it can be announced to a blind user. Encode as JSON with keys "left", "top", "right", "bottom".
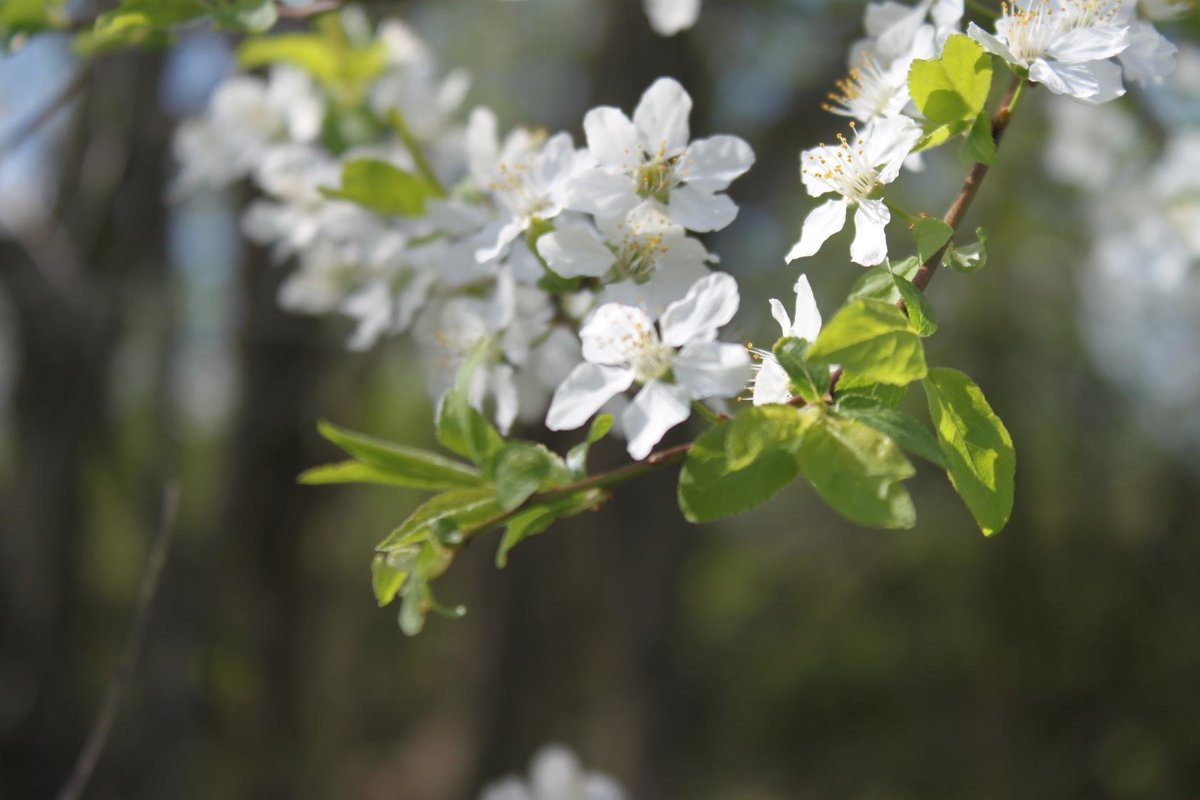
{"left": 666, "top": 183, "right": 738, "bottom": 232}
{"left": 538, "top": 224, "right": 615, "bottom": 278}
{"left": 769, "top": 298, "right": 793, "bottom": 335}
{"left": 791, "top": 274, "right": 823, "bottom": 341}
{"left": 660, "top": 271, "right": 741, "bottom": 347}
{"left": 584, "top": 106, "right": 639, "bottom": 168}
{"left": 1030, "top": 58, "right": 1126, "bottom": 103}
{"left": 581, "top": 303, "right": 658, "bottom": 364}
{"left": 643, "top": 0, "right": 701, "bottom": 36}
{"left": 850, "top": 198, "right": 891, "bottom": 266}
{"left": 633, "top": 77, "right": 692, "bottom": 156}
{"left": 531, "top": 746, "right": 584, "bottom": 799}
{"left": 752, "top": 358, "right": 793, "bottom": 406}
{"left": 566, "top": 169, "right": 640, "bottom": 217}
{"left": 622, "top": 380, "right": 692, "bottom": 460}
{"left": 967, "top": 22, "right": 1019, "bottom": 65}
{"left": 1047, "top": 24, "right": 1130, "bottom": 64}
{"left": 785, "top": 198, "right": 848, "bottom": 262}
{"left": 865, "top": 116, "right": 922, "bottom": 182}
{"left": 1118, "top": 21, "right": 1177, "bottom": 84}
{"left": 681, "top": 135, "right": 755, "bottom": 191}
{"left": 674, "top": 341, "right": 754, "bottom": 399}
{"left": 546, "top": 363, "right": 635, "bottom": 431}
{"left": 491, "top": 364, "right": 520, "bottom": 435}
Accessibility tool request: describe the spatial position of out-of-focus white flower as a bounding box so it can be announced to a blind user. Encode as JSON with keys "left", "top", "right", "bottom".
{"left": 570, "top": 78, "right": 754, "bottom": 233}
{"left": 480, "top": 745, "right": 625, "bottom": 800}
{"left": 643, "top": 0, "right": 701, "bottom": 36}
{"left": 416, "top": 272, "right": 554, "bottom": 433}
{"left": 546, "top": 272, "right": 752, "bottom": 459}
{"left": 786, "top": 116, "right": 921, "bottom": 267}
{"left": 467, "top": 108, "right": 590, "bottom": 261}
{"left": 172, "top": 67, "right": 324, "bottom": 195}
{"left": 832, "top": 0, "right": 964, "bottom": 126}
{"left": 752, "top": 275, "right": 824, "bottom": 406}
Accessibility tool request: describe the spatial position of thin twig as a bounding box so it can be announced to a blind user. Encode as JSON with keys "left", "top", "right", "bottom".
{"left": 911, "top": 74, "right": 1026, "bottom": 292}
{"left": 0, "top": 66, "right": 90, "bottom": 166}
{"left": 57, "top": 484, "right": 182, "bottom": 800}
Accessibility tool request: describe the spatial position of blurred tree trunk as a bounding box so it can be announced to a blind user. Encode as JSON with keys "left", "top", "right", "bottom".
{"left": 0, "top": 50, "right": 173, "bottom": 797}
{"left": 212, "top": 244, "right": 331, "bottom": 800}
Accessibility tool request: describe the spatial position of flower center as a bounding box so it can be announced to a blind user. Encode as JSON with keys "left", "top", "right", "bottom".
{"left": 635, "top": 155, "right": 679, "bottom": 203}
{"left": 632, "top": 342, "right": 675, "bottom": 382}
{"left": 805, "top": 128, "right": 879, "bottom": 203}
{"left": 824, "top": 55, "right": 902, "bottom": 121}
{"left": 491, "top": 161, "right": 553, "bottom": 218}
{"left": 612, "top": 231, "right": 667, "bottom": 284}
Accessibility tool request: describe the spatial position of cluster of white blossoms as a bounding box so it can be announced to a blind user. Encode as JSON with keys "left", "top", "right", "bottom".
{"left": 1044, "top": 43, "right": 1200, "bottom": 449}
{"left": 786, "top": 0, "right": 1180, "bottom": 268}
{"left": 174, "top": 14, "right": 754, "bottom": 457}
{"left": 174, "top": 0, "right": 1186, "bottom": 462}
{"left": 479, "top": 745, "right": 625, "bottom": 800}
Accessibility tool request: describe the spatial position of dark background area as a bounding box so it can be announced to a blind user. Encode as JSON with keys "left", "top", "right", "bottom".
{"left": 2, "top": 0, "right": 1200, "bottom": 798}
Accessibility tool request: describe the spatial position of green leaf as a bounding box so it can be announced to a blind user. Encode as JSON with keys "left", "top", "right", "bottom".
{"left": 1, "top": 0, "right": 67, "bottom": 38}
{"left": 376, "top": 487, "right": 500, "bottom": 552}
{"left": 315, "top": 421, "right": 485, "bottom": 489}
{"left": 795, "top": 412, "right": 916, "bottom": 529}
{"left": 894, "top": 276, "right": 938, "bottom": 337}
{"left": 566, "top": 414, "right": 613, "bottom": 478}
{"left": 908, "top": 34, "right": 993, "bottom": 124}
{"left": 75, "top": 0, "right": 205, "bottom": 52}
{"left": 496, "top": 489, "right": 607, "bottom": 568}
{"left": 945, "top": 227, "right": 989, "bottom": 274}
{"left": 436, "top": 390, "right": 506, "bottom": 470}
{"left": 237, "top": 33, "right": 387, "bottom": 87}
{"left": 912, "top": 120, "right": 969, "bottom": 153}
{"left": 371, "top": 555, "right": 407, "bottom": 607}
{"left": 835, "top": 404, "right": 948, "bottom": 469}
{"left": 492, "top": 442, "right": 570, "bottom": 512}
{"left": 210, "top": 0, "right": 278, "bottom": 32}
{"left": 678, "top": 414, "right": 809, "bottom": 523}
{"left": 962, "top": 111, "right": 998, "bottom": 165}
{"left": 725, "top": 404, "right": 813, "bottom": 471}
{"left": 773, "top": 337, "right": 830, "bottom": 405}
{"left": 806, "top": 299, "right": 928, "bottom": 386}
{"left": 835, "top": 377, "right": 907, "bottom": 409}
{"left": 849, "top": 257, "right": 920, "bottom": 304}
{"left": 321, "top": 159, "right": 441, "bottom": 217}
{"left": 300, "top": 460, "right": 433, "bottom": 489}
{"left": 914, "top": 217, "right": 954, "bottom": 263}
{"left": 922, "top": 368, "right": 1015, "bottom": 536}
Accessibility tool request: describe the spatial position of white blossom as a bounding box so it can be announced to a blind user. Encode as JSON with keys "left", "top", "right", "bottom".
{"left": 786, "top": 116, "right": 921, "bottom": 267}
{"left": 537, "top": 202, "right": 712, "bottom": 315}
{"left": 467, "top": 108, "right": 590, "bottom": 261}
{"left": 480, "top": 745, "right": 625, "bottom": 800}
{"left": 643, "top": 0, "right": 702, "bottom": 36}
{"left": 416, "top": 272, "right": 555, "bottom": 434}
{"left": 171, "top": 67, "right": 324, "bottom": 195}
{"left": 546, "top": 272, "right": 752, "bottom": 459}
{"left": 967, "top": 0, "right": 1139, "bottom": 103}
{"left": 752, "top": 275, "right": 824, "bottom": 406}
{"left": 569, "top": 78, "right": 754, "bottom": 233}
{"left": 830, "top": 0, "right": 963, "bottom": 123}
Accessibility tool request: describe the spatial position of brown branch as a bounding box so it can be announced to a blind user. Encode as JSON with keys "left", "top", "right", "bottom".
{"left": 911, "top": 74, "right": 1025, "bottom": 292}
{"left": 56, "top": 484, "right": 182, "bottom": 800}
{"left": 0, "top": 66, "right": 90, "bottom": 166}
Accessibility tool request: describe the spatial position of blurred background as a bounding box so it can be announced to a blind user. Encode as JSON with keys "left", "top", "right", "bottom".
{"left": 3, "top": 0, "right": 1200, "bottom": 798}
